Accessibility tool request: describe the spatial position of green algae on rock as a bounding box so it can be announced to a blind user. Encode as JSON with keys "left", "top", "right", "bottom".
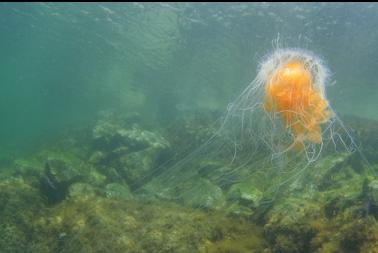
{"left": 30, "top": 197, "right": 266, "bottom": 253}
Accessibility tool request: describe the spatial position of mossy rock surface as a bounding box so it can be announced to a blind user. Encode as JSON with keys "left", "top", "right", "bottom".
{"left": 30, "top": 197, "right": 266, "bottom": 253}
{"left": 0, "top": 179, "right": 45, "bottom": 253}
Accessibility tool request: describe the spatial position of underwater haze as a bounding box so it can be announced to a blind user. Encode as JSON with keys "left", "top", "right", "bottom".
{"left": 1, "top": 3, "right": 378, "bottom": 253}
{"left": 1, "top": 2, "right": 378, "bottom": 156}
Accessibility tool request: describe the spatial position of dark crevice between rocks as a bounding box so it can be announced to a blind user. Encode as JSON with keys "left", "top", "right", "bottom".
{"left": 38, "top": 162, "right": 83, "bottom": 205}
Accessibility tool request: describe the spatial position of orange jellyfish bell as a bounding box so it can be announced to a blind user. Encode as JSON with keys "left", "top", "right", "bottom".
{"left": 264, "top": 57, "right": 333, "bottom": 150}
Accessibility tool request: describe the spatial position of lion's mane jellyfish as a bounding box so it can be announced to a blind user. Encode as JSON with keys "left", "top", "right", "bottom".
{"left": 264, "top": 59, "right": 333, "bottom": 150}
{"left": 219, "top": 48, "right": 356, "bottom": 163}
{"left": 144, "top": 48, "right": 357, "bottom": 206}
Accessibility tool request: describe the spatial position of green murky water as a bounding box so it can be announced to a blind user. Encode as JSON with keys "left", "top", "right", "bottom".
{"left": 1, "top": 3, "right": 378, "bottom": 253}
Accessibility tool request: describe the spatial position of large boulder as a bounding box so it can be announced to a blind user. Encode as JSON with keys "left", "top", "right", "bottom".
{"left": 226, "top": 181, "right": 263, "bottom": 209}
{"left": 143, "top": 172, "right": 226, "bottom": 210}
{"left": 91, "top": 118, "right": 170, "bottom": 188}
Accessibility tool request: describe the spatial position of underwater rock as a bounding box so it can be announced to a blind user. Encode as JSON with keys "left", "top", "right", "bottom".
{"left": 0, "top": 223, "right": 28, "bottom": 253}
{"left": 39, "top": 160, "right": 84, "bottom": 205}
{"left": 95, "top": 166, "right": 124, "bottom": 184}
{"left": 343, "top": 115, "right": 378, "bottom": 164}
{"left": 198, "top": 161, "right": 241, "bottom": 190}
{"left": 118, "top": 147, "right": 167, "bottom": 188}
{"left": 178, "top": 178, "right": 225, "bottom": 210}
{"left": 0, "top": 178, "right": 45, "bottom": 253}
{"left": 306, "top": 152, "right": 373, "bottom": 220}
{"left": 117, "top": 126, "right": 170, "bottom": 150}
{"left": 10, "top": 158, "right": 41, "bottom": 182}
{"left": 264, "top": 196, "right": 320, "bottom": 253}
{"left": 260, "top": 147, "right": 378, "bottom": 253}
{"left": 91, "top": 120, "right": 171, "bottom": 187}
{"left": 29, "top": 195, "right": 266, "bottom": 253}
{"left": 104, "top": 183, "right": 133, "bottom": 200}
{"left": 88, "top": 150, "right": 106, "bottom": 165}
{"left": 166, "top": 111, "right": 220, "bottom": 151}
{"left": 46, "top": 158, "right": 83, "bottom": 183}
{"left": 68, "top": 183, "right": 98, "bottom": 200}
{"left": 312, "top": 153, "right": 352, "bottom": 191}
{"left": 355, "top": 178, "right": 378, "bottom": 219}
{"left": 225, "top": 202, "right": 254, "bottom": 217}
{"left": 92, "top": 120, "right": 122, "bottom": 150}
{"left": 143, "top": 172, "right": 226, "bottom": 210}
{"left": 92, "top": 120, "right": 169, "bottom": 153}
{"left": 226, "top": 181, "right": 263, "bottom": 209}
{"left": 338, "top": 218, "right": 378, "bottom": 253}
